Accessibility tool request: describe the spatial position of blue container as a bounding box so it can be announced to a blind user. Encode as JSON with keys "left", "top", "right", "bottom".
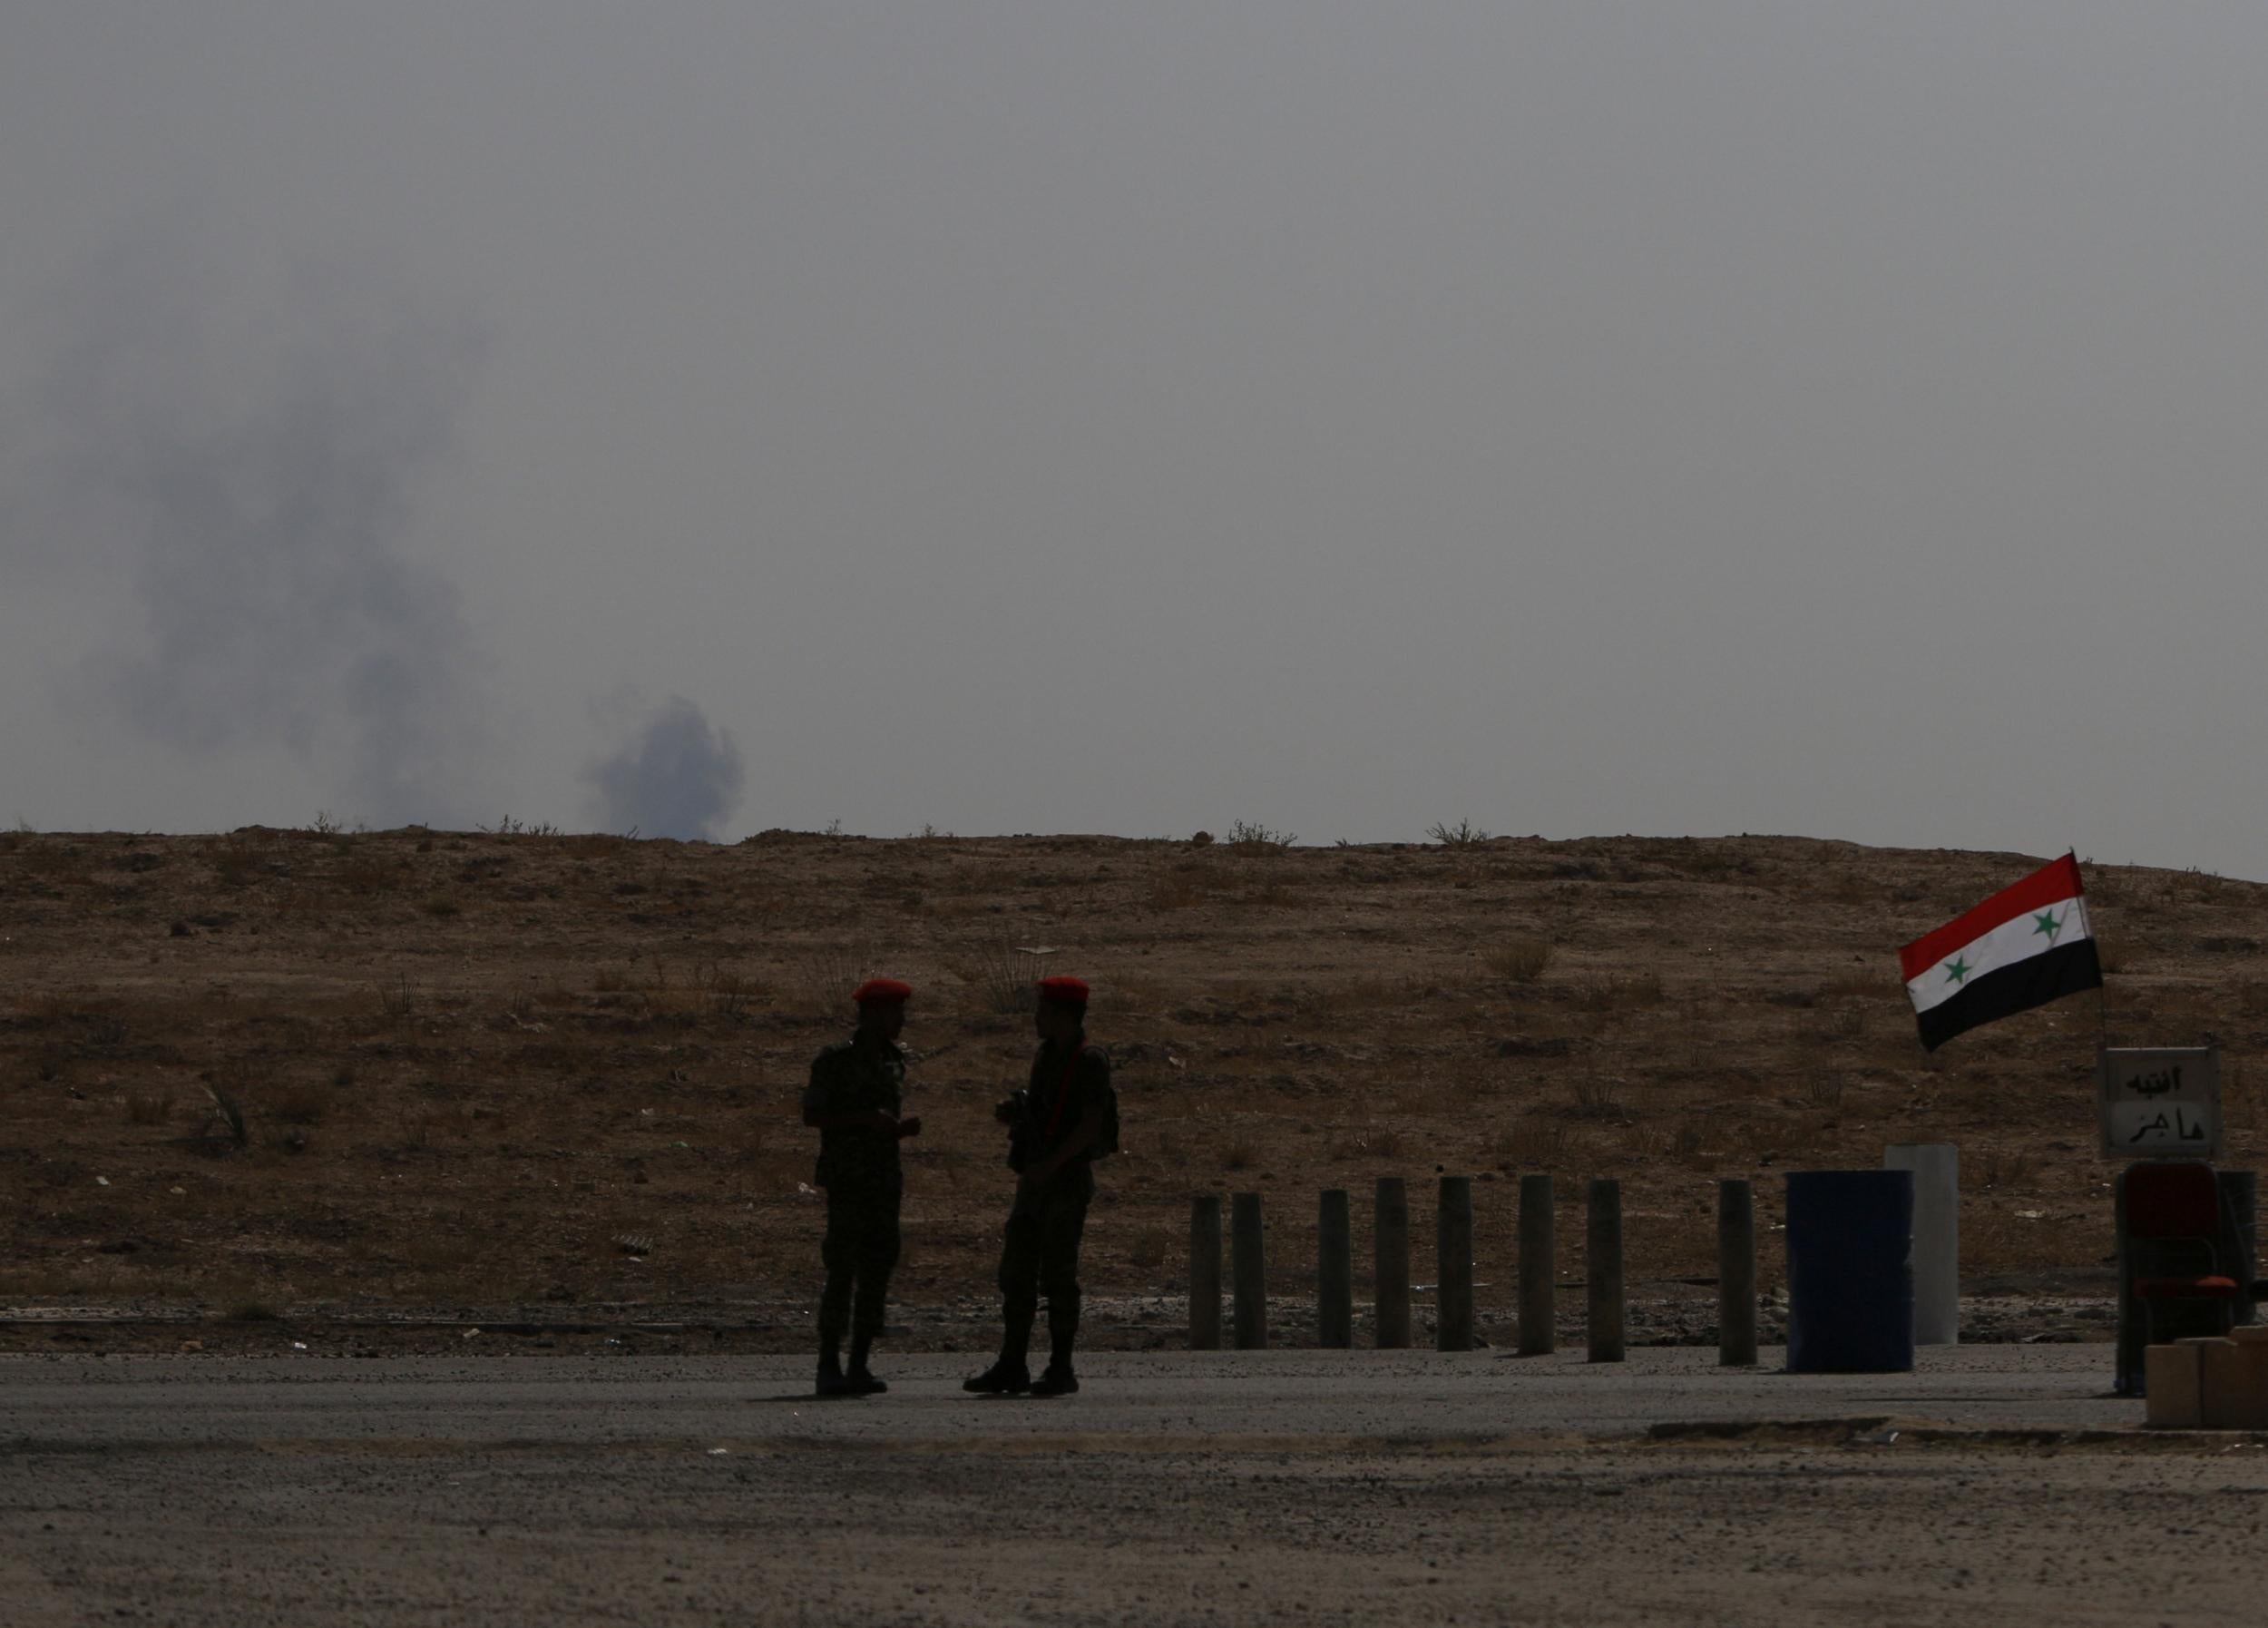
{"left": 1784, "top": 1170, "right": 1915, "bottom": 1374}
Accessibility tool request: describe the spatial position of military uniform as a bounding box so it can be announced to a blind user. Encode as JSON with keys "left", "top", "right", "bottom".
{"left": 803, "top": 1030, "right": 906, "bottom": 1363}
{"left": 994, "top": 1038, "right": 1111, "bottom": 1379}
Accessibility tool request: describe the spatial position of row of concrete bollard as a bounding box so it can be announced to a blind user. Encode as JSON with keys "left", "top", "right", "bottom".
{"left": 1189, "top": 1175, "right": 1761, "bottom": 1364}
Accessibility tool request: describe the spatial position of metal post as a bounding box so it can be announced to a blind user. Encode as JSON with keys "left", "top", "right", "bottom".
{"left": 1436, "top": 1176, "right": 1474, "bottom": 1352}
{"left": 1718, "top": 1178, "right": 1757, "bottom": 1366}
{"left": 1232, "top": 1192, "right": 1267, "bottom": 1349}
{"left": 1188, "top": 1195, "right": 1222, "bottom": 1351}
{"left": 2221, "top": 1169, "right": 2257, "bottom": 1328}
{"left": 1317, "top": 1189, "right": 1353, "bottom": 1348}
{"left": 1374, "top": 1177, "right": 1410, "bottom": 1349}
{"left": 1588, "top": 1178, "right": 1624, "bottom": 1363}
{"left": 1518, "top": 1173, "right": 1555, "bottom": 1357}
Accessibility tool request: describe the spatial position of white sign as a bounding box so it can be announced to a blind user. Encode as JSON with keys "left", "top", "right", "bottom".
{"left": 2099, "top": 1045, "right": 2220, "bottom": 1160}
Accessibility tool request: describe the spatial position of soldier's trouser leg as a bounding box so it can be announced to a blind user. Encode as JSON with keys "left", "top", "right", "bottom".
{"left": 819, "top": 1193, "right": 856, "bottom": 1354}
{"left": 820, "top": 1185, "right": 900, "bottom": 1354}
{"left": 997, "top": 1205, "right": 1044, "bottom": 1363}
{"left": 1038, "top": 1192, "right": 1090, "bottom": 1365}
{"left": 848, "top": 1186, "right": 902, "bottom": 1367}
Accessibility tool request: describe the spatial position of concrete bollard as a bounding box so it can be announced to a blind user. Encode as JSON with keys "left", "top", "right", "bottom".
{"left": 1189, "top": 1195, "right": 1223, "bottom": 1351}
{"left": 1317, "top": 1189, "right": 1353, "bottom": 1348}
{"left": 1884, "top": 1143, "right": 1959, "bottom": 1344}
{"left": 1588, "top": 1178, "right": 1625, "bottom": 1363}
{"left": 1436, "top": 1176, "right": 1474, "bottom": 1352}
{"left": 1374, "top": 1177, "right": 1411, "bottom": 1349}
{"left": 1718, "top": 1178, "right": 1757, "bottom": 1367}
{"left": 1518, "top": 1172, "right": 1555, "bottom": 1356}
{"left": 1232, "top": 1192, "right": 1267, "bottom": 1349}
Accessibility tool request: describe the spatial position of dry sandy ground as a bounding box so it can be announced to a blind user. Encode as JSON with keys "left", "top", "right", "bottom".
{"left": 9, "top": 826, "right": 2268, "bottom": 1335}
{"left": 5, "top": 1348, "right": 2265, "bottom": 1626}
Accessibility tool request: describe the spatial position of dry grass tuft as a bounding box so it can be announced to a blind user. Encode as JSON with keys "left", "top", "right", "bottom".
{"left": 1568, "top": 1078, "right": 1626, "bottom": 1120}
{"left": 1148, "top": 873, "right": 1210, "bottom": 910}
{"left": 1125, "top": 1227, "right": 1173, "bottom": 1271}
{"left": 947, "top": 943, "right": 1052, "bottom": 1015}
{"left": 794, "top": 946, "right": 874, "bottom": 1019}
{"left": 1479, "top": 937, "right": 1552, "bottom": 983}
{"left": 271, "top": 1079, "right": 329, "bottom": 1125}
{"left": 1572, "top": 971, "right": 1664, "bottom": 1010}
{"left": 1495, "top": 1120, "right": 1569, "bottom": 1166}
{"left": 1327, "top": 1126, "right": 1403, "bottom": 1161}
{"left": 1223, "top": 1135, "right": 1261, "bottom": 1172}
{"left": 123, "top": 1091, "right": 173, "bottom": 1127}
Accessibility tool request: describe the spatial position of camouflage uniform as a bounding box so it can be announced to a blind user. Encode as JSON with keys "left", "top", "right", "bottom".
{"left": 803, "top": 1031, "right": 906, "bottom": 1351}
{"left": 996, "top": 1039, "right": 1111, "bottom": 1364}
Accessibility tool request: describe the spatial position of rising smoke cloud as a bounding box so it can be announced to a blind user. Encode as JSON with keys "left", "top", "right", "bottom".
{"left": 7, "top": 234, "right": 487, "bottom": 826}
{"left": 584, "top": 695, "right": 746, "bottom": 841}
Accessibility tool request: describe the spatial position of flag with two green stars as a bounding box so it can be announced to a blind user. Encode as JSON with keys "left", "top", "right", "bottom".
{"left": 1898, "top": 852, "right": 2103, "bottom": 1051}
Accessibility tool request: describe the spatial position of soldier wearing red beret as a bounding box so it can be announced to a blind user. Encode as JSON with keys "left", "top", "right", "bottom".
{"left": 801, "top": 977, "right": 922, "bottom": 1397}
{"left": 965, "top": 975, "right": 1118, "bottom": 1398}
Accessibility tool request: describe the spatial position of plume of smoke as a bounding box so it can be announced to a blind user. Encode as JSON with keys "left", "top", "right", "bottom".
{"left": 584, "top": 696, "right": 746, "bottom": 841}
{"left": 7, "top": 235, "right": 487, "bottom": 826}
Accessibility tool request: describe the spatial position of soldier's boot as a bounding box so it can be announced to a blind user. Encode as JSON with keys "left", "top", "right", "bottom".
{"left": 1028, "top": 1360, "right": 1079, "bottom": 1398}
{"left": 963, "top": 1295, "right": 1035, "bottom": 1394}
{"left": 846, "top": 1329, "right": 887, "bottom": 1395}
{"left": 815, "top": 1347, "right": 855, "bottom": 1398}
{"left": 961, "top": 1356, "right": 1031, "bottom": 1394}
{"left": 1029, "top": 1318, "right": 1079, "bottom": 1398}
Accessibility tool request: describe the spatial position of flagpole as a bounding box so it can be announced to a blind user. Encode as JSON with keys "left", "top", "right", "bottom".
{"left": 2074, "top": 846, "right": 2109, "bottom": 1052}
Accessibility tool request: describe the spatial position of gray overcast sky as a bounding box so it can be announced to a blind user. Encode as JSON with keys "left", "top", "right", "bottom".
{"left": 5, "top": 4, "right": 2266, "bottom": 868}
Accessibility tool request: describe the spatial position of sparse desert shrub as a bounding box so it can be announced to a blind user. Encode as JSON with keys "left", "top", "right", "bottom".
{"left": 376, "top": 975, "right": 415, "bottom": 1019}
{"left": 1802, "top": 1075, "right": 1845, "bottom": 1111}
{"left": 1224, "top": 819, "right": 1295, "bottom": 854}
{"left": 420, "top": 893, "right": 462, "bottom": 919}
{"left": 1223, "top": 1136, "right": 1260, "bottom": 1172}
{"left": 1426, "top": 819, "right": 1491, "bottom": 848}
{"left": 1480, "top": 937, "right": 1552, "bottom": 983}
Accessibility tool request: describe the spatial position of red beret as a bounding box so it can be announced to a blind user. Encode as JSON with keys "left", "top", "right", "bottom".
{"left": 852, "top": 977, "right": 913, "bottom": 1006}
{"left": 1036, "top": 975, "right": 1090, "bottom": 1007}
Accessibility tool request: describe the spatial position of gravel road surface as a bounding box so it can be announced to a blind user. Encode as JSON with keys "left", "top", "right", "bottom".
{"left": 5, "top": 1347, "right": 2262, "bottom": 1626}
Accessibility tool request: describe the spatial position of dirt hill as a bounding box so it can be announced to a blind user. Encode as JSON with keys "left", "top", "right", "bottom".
{"left": 5, "top": 825, "right": 2262, "bottom": 1348}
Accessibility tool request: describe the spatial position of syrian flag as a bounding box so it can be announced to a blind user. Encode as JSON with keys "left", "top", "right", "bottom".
{"left": 1900, "top": 853, "right": 2103, "bottom": 1052}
